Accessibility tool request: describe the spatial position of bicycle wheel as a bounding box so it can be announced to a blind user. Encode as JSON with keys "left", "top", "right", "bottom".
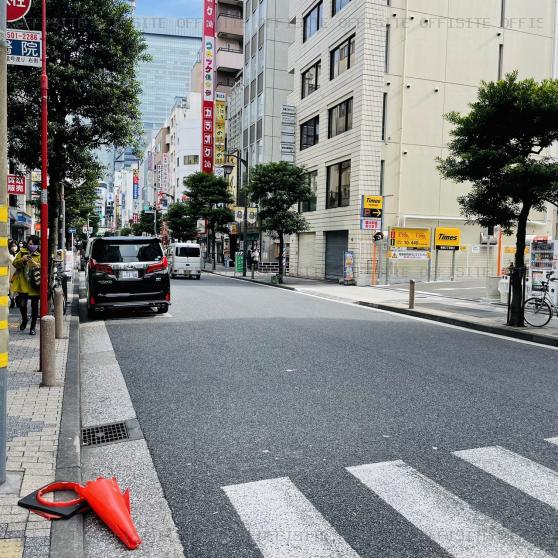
{"left": 524, "top": 298, "right": 552, "bottom": 327}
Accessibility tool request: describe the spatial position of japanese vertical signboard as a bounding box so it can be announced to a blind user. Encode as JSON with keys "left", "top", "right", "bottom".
{"left": 133, "top": 169, "right": 139, "bottom": 200}
{"left": 6, "top": 30, "right": 42, "bottom": 68}
{"left": 281, "top": 105, "right": 296, "bottom": 162}
{"left": 214, "top": 92, "right": 226, "bottom": 167}
{"left": 201, "top": 0, "right": 216, "bottom": 174}
{"left": 7, "top": 175, "right": 26, "bottom": 195}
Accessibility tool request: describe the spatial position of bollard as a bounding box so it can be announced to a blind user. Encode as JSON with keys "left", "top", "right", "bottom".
{"left": 54, "top": 288, "right": 64, "bottom": 339}
{"left": 409, "top": 279, "right": 416, "bottom": 309}
{"left": 40, "top": 316, "right": 56, "bottom": 387}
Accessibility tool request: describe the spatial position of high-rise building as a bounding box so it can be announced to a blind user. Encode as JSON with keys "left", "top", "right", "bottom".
{"left": 288, "top": 0, "right": 558, "bottom": 284}
{"left": 134, "top": 17, "right": 203, "bottom": 140}
{"left": 216, "top": 0, "right": 244, "bottom": 96}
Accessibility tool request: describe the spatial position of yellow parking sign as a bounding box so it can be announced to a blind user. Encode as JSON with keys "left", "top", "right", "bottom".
{"left": 435, "top": 227, "right": 461, "bottom": 251}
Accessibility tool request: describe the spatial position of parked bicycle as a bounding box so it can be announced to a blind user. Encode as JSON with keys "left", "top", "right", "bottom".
{"left": 523, "top": 272, "right": 558, "bottom": 327}
{"left": 49, "top": 254, "right": 68, "bottom": 315}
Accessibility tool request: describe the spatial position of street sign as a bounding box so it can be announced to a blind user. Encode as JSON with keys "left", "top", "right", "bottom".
{"left": 390, "top": 227, "right": 431, "bottom": 250}
{"left": 360, "top": 219, "right": 382, "bottom": 231}
{"left": 6, "top": 29, "right": 42, "bottom": 68}
{"left": 363, "top": 195, "right": 383, "bottom": 210}
{"left": 435, "top": 227, "right": 461, "bottom": 251}
{"left": 7, "top": 0, "right": 32, "bottom": 23}
{"left": 7, "top": 175, "right": 26, "bottom": 195}
{"left": 389, "top": 250, "right": 430, "bottom": 260}
{"left": 68, "top": 228, "right": 76, "bottom": 235}
{"left": 235, "top": 253, "right": 244, "bottom": 273}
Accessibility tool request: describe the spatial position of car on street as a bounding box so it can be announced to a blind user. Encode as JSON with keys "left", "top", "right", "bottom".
{"left": 86, "top": 236, "right": 170, "bottom": 316}
{"left": 169, "top": 242, "right": 202, "bottom": 280}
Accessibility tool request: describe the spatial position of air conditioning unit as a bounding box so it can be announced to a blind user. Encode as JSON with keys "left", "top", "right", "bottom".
{"left": 480, "top": 226, "right": 498, "bottom": 245}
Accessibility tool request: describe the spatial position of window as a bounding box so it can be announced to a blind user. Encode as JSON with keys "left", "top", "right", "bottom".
{"left": 251, "top": 34, "right": 257, "bottom": 57}
{"left": 498, "top": 44, "right": 504, "bottom": 80}
{"left": 177, "top": 157, "right": 180, "bottom": 167}
{"left": 380, "top": 159, "right": 385, "bottom": 196}
{"left": 326, "top": 160, "right": 351, "bottom": 208}
{"left": 329, "top": 98, "right": 353, "bottom": 138}
{"left": 301, "top": 61, "right": 321, "bottom": 99}
{"left": 257, "top": 72, "right": 264, "bottom": 95}
{"left": 385, "top": 25, "right": 390, "bottom": 72}
{"left": 300, "top": 116, "right": 319, "bottom": 150}
{"left": 332, "top": 0, "right": 351, "bottom": 16}
{"left": 184, "top": 155, "right": 199, "bottom": 165}
{"left": 176, "top": 246, "right": 200, "bottom": 258}
{"left": 301, "top": 171, "right": 318, "bottom": 212}
{"left": 258, "top": 24, "right": 265, "bottom": 49}
{"left": 381, "top": 92, "right": 387, "bottom": 141}
{"left": 330, "top": 35, "right": 356, "bottom": 79}
{"left": 303, "top": 2, "right": 323, "bottom": 42}
{"left": 92, "top": 240, "right": 163, "bottom": 263}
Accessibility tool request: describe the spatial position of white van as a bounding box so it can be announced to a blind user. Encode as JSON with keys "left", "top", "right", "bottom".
{"left": 169, "top": 242, "right": 202, "bottom": 280}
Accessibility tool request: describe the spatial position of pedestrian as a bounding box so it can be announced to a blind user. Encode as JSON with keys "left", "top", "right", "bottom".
{"left": 8, "top": 240, "right": 19, "bottom": 308}
{"left": 251, "top": 246, "right": 259, "bottom": 272}
{"left": 12, "top": 235, "right": 41, "bottom": 335}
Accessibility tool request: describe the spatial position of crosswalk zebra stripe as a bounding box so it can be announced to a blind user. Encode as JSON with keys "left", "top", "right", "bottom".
{"left": 545, "top": 437, "right": 558, "bottom": 447}
{"left": 454, "top": 446, "right": 558, "bottom": 510}
{"left": 347, "top": 460, "right": 550, "bottom": 558}
{"left": 222, "top": 477, "right": 361, "bottom": 558}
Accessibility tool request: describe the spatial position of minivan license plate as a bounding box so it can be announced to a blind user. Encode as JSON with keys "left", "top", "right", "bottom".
{"left": 121, "top": 270, "right": 138, "bottom": 279}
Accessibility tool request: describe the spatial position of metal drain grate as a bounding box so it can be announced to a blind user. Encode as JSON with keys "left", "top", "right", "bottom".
{"left": 81, "top": 422, "right": 129, "bottom": 447}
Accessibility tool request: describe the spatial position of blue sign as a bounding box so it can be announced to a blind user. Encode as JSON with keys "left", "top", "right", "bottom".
{"left": 133, "top": 184, "right": 139, "bottom": 200}
{"left": 68, "top": 228, "right": 76, "bottom": 235}
{"left": 6, "top": 30, "right": 42, "bottom": 68}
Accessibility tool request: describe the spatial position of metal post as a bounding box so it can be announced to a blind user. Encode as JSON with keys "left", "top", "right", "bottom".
{"left": 451, "top": 250, "right": 456, "bottom": 281}
{"left": 385, "top": 227, "right": 390, "bottom": 285}
{"left": 40, "top": 316, "right": 56, "bottom": 387}
{"left": 40, "top": 0, "right": 49, "bottom": 319}
{"left": 0, "top": 5, "right": 9, "bottom": 485}
{"left": 242, "top": 205, "right": 247, "bottom": 277}
{"left": 409, "top": 279, "right": 416, "bottom": 309}
{"left": 60, "top": 182, "right": 65, "bottom": 251}
{"left": 54, "top": 288, "right": 64, "bottom": 339}
{"left": 434, "top": 249, "right": 439, "bottom": 281}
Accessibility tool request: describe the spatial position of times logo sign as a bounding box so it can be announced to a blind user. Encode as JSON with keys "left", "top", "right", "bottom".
{"left": 7, "top": 0, "right": 32, "bottom": 23}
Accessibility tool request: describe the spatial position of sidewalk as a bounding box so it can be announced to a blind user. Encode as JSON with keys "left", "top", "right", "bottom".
{"left": 207, "top": 267, "right": 558, "bottom": 346}
{"left": 0, "top": 294, "right": 71, "bottom": 558}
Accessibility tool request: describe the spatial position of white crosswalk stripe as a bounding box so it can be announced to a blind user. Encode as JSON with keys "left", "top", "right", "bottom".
{"left": 222, "top": 477, "right": 361, "bottom": 558}
{"left": 347, "top": 460, "right": 551, "bottom": 558}
{"left": 454, "top": 446, "right": 558, "bottom": 510}
{"left": 545, "top": 436, "right": 558, "bottom": 447}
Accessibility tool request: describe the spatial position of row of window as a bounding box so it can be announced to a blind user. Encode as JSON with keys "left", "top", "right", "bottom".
{"left": 300, "top": 160, "right": 352, "bottom": 212}
{"left": 301, "top": 35, "right": 356, "bottom": 99}
{"left": 174, "top": 155, "right": 200, "bottom": 168}
{"left": 300, "top": 97, "right": 353, "bottom": 150}
{"left": 303, "top": 0, "right": 353, "bottom": 43}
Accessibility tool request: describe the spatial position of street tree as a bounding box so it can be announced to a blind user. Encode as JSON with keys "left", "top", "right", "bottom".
{"left": 119, "top": 227, "right": 132, "bottom": 237}
{"left": 248, "top": 162, "right": 313, "bottom": 281}
{"left": 438, "top": 72, "right": 558, "bottom": 326}
{"left": 7, "top": 0, "right": 148, "bottom": 255}
{"left": 131, "top": 211, "right": 156, "bottom": 237}
{"left": 184, "top": 173, "right": 234, "bottom": 269}
{"left": 164, "top": 202, "right": 197, "bottom": 242}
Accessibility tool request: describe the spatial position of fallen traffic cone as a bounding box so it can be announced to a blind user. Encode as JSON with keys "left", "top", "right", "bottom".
{"left": 77, "top": 477, "right": 142, "bottom": 550}
{"left": 19, "top": 481, "right": 89, "bottom": 520}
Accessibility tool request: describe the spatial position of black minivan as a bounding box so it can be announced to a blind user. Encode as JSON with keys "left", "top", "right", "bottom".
{"left": 86, "top": 237, "right": 170, "bottom": 316}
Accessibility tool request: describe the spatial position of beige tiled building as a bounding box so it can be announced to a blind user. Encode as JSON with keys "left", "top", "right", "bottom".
{"left": 288, "top": 0, "right": 558, "bottom": 284}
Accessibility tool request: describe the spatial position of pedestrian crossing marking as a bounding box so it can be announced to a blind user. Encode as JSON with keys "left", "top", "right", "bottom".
{"left": 454, "top": 446, "right": 558, "bottom": 510}
{"left": 347, "top": 460, "right": 550, "bottom": 558}
{"left": 545, "top": 437, "right": 558, "bottom": 447}
{"left": 223, "top": 476, "right": 361, "bottom": 558}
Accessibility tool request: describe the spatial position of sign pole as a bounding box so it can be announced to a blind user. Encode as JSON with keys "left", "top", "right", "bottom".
{"left": 39, "top": 0, "right": 49, "bottom": 319}
{"left": 385, "top": 227, "right": 391, "bottom": 285}
{"left": 451, "top": 250, "right": 456, "bottom": 281}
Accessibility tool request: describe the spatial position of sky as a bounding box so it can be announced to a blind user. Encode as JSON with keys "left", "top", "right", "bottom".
{"left": 134, "top": 0, "right": 202, "bottom": 18}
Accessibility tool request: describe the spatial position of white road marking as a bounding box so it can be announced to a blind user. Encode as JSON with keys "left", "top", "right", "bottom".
{"left": 347, "top": 460, "right": 550, "bottom": 558}
{"left": 454, "top": 446, "right": 558, "bottom": 510}
{"left": 545, "top": 437, "right": 558, "bottom": 446}
{"left": 222, "top": 477, "right": 360, "bottom": 558}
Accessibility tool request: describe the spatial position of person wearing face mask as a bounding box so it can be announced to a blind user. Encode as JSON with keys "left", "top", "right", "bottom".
{"left": 12, "top": 236, "right": 41, "bottom": 335}
{"left": 8, "top": 240, "right": 19, "bottom": 308}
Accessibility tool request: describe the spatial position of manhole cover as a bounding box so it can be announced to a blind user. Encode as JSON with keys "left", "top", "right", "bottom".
{"left": 81, "top": 422, "right": 129, "bottom": 447}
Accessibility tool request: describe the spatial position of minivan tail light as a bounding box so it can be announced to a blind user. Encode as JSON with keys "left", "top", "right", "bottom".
{"left": 146, "top": 256, "right": 168, "bottom": 274}
{"left": 165, "top": 292, "right": 171, "bottom": 302}
{"left": 89, "top": 259, "right": 113, "bottom": 274}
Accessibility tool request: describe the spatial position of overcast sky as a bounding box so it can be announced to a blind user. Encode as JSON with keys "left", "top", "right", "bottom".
{"left": 135, "top": 0, "right": 202, "bottom": 18}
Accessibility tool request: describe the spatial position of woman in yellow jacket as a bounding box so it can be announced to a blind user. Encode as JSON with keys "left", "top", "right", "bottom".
{"left": 12, "top": 235, "right": 41, "bottom": 335}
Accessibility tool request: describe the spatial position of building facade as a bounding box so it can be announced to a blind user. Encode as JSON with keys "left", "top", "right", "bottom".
{"left": 289, "top": 0, "right": 558, "bottom": 284}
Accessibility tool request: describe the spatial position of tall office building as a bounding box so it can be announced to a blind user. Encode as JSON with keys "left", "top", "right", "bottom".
{"left": 288, "top": 0, "right": 558, "bottom": 283}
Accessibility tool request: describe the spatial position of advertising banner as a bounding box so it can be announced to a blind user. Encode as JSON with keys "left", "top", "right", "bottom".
{"left": 7, "top": 175, "right": 26, "bottom": 195}
{"left": 214, "top": 94, "right": 227, "bottom": 167}
{"left": 343, "top": 252, "right": 355, "bottom": 284}
{"left": 201, "top": 0, "right": 216, "bottom": 174}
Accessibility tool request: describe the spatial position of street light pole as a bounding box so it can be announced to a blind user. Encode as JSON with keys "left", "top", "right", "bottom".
{"left": 40, "top": 0, "right": 49, "bottom": 318}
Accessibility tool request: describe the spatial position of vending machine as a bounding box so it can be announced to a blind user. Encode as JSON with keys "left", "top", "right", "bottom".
{"left": 528, "top": 237, "right": 558, "bottom": 304}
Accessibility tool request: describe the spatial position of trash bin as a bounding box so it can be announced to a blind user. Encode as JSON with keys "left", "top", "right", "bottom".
{"left": 271, "top": 275, "right": 279, "bottom": 285}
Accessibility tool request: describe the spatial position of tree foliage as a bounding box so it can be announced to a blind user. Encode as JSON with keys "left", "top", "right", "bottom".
{"left": 131, "top": 211, "right": 156, "bottom": 236}
{"left": 7, "top": 0, "right": 148, "bottom": 251}
{"left": 164, "top": 202, "right": 197, "bottom": 242}
{"left": 438, "top": 72, "right": 558, "bottom": 325}
{"left": 248, "top": 162, "right": 313, "bottom": 278}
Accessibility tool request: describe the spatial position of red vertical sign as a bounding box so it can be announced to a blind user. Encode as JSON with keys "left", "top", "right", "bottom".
{"left": 201, "top": 0, "right": 216, "bottom": 174}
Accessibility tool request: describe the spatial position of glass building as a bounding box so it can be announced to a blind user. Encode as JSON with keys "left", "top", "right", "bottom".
{"left": 134, "top": 17, "right": 202, "bottom": 139}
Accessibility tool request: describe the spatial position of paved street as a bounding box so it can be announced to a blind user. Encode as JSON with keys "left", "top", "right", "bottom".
{"left": 102, "top": 273, "right": 558, "bottom": 558}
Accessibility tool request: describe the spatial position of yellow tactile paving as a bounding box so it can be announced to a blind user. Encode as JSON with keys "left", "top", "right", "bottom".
{"left": 0, "top": 539, "right": 23, "bottom": 558}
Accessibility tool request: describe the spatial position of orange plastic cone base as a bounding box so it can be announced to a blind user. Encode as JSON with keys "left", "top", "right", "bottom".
{"left": 77, "top": 477, "right": 142, "bottom": 550}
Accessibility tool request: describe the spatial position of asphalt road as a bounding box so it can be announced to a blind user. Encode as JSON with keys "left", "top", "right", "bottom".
{"left": 104, "top": 273, "right": 558, "bottom": 558}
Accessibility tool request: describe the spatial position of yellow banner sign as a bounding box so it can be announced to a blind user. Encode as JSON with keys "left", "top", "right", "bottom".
{"left": 390, "top": 227, "right": 431, "bottom": 250}
{"left": 363, "top": 195, "right": 383, "bottom": 210}
{"left": 435, "top": 227, "right": 461, "bottom": 251}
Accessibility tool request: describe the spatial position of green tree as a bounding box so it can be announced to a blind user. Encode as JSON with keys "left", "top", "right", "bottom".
{"left": 131, "top": 211, "right": 156, "bottom": 237}
{"left": 438, "top": 72, "right": 558, "bottom": 326}
{"left": 7, "top": 0, "right": 148, "bottom": 256}
{"left": 120, "top": 227, "right": 132, "bottom": 237}
{"left": 164, "top": 202, "right": 197, "bottom": 242}
{"left": 248, "top": 162, "right": 313, "bottom": 281}
{"left": 184, "top": 173, "right": 234, "bottom": 269}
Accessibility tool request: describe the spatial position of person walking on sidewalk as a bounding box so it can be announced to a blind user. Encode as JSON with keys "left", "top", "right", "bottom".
{"left": 8, "top": 240, "right": 19, "bottom": 308}
{"left": 12, "top": 235, "right": 41, "bottom": 335}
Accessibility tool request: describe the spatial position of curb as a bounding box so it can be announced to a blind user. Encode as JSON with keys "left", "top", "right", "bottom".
{"left": 207, "top": 270, "right": 558, "bottom": 348}
{"left": 51, "top": 276, "right": 83, "bottom": 557}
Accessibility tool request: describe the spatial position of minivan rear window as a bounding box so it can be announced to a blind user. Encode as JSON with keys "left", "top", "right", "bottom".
{"left": 92, "top": 240, "right": 163, "bottom": 263}
{"left": 176, "top": 247, "right": 200, "bottom": 258}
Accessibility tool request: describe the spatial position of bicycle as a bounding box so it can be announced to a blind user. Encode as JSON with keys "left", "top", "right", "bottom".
{"left": 523, "top": 272, "right": 558, "bottom": 327}
{"left": 49, "top": 255, "right": 69, "bottom": 315}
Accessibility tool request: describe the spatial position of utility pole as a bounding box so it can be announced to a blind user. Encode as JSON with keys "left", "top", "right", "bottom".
{"left": 0, "top": 0, "right": 10, "bottom": 485}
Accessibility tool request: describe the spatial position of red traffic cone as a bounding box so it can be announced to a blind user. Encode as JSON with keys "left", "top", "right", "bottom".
{"left": 77, "top": 477, "right": 141, "bottom": 550}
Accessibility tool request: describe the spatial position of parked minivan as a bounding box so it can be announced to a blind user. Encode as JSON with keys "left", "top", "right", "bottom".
{"left": 169, "top": 242, "right": 202, "bottom": 280}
